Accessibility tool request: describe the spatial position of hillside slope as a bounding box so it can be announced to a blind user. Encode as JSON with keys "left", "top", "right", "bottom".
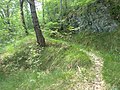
{"left": 0, "top": 0, "right": 120, "bottom": 90}
{"left": 0, "top": 35, "right": 93, "bottom": 90}
{"left": 0, "top": 29, "right": 119, "bottom": 89}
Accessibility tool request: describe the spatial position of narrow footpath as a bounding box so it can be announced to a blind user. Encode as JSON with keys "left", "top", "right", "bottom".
{"left": 72, "top": 49, "right": 106, "bottom": 90}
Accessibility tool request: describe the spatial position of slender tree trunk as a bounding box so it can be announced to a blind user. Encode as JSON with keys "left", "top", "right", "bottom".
{"left": 5, "top": 0, "right": 12, "bottom": 31}
{"left": 6, "top": 5, "right": 10, "bottom": 25}
{"left": 42, "top": 0, "right": 45, "bottom": 26}
{"left": 60, "top": 0, "right": 63, "bottom": 30}
{"left": 46, "top": 2, "right": 52, "bottom": 22}
{"left": 6, "top": 5, "right": 11, "bottom": 31}
{"left": 29, "top": 0, "right": 46, "bottom": 47}
{"left": 64, "top": 0, "right": 67, "bottom": 10}
{"left": 19, "top": 0, "right": 29, "bottom": 35}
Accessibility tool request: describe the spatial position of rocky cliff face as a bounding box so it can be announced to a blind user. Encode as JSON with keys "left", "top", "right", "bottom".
{"left": 68, "top": 1, "right": 118, "bottom": 32}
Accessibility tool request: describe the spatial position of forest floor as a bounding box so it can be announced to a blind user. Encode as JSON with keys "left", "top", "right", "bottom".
{"left": 0, "top": 30, "right": 120, "bottom": 90}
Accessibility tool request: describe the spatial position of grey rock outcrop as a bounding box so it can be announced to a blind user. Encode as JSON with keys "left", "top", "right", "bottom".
{"left": 68, "top": 1, "right": 118, "bottom": 32}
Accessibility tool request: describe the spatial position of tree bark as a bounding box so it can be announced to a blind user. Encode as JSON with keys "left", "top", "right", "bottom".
{"left": 29, "top": 0, "right": 46, "bottom": 47}
{"left": 60, "top": 0, "right": 63, "bottom": 30}
{"left": 42, "top": 0, "right": 45, "bottom": 26}
{"left": 6, "top": 5, "right": 11, "bottom": 31}
{"left": 64, "top": 0, "right": 67, "bottom": 10}
{"left": 1, "top": 0, "right": 12, "bottom": 31}
{"left": 19, "top": 0, "right": 29, "bottom": 35}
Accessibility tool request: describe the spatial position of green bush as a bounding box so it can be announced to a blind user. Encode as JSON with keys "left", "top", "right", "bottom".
{"left": 45, "top": 22, "right": 60, "bottom": 30}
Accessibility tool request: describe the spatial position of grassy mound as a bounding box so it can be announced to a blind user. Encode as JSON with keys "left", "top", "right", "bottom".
{"left": 0, "top": 35, "right": 92, "bottom": 90}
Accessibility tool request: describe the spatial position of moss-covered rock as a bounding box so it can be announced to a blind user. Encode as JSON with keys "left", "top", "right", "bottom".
{"left": 66, "top": 0, "right": 118, "bottom": 32}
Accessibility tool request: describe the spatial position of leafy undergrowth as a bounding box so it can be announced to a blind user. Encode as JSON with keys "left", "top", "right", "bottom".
{"left": 61, "top": 30, "right": 120, "bottom": 89}
{"left": 0, "top": 29, "right": 27, "bottom": 53}
{"left": 0, "top": 35, "right": 92, "bottom": 90}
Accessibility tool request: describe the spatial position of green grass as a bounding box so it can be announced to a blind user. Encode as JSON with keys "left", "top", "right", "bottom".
{"left": 1, "top": 28, "right": 120, "bottom": 89}
{"left": 0, "top": 34, "right": 92, "bottom": 90}
{"left": 0, "top": 34, "right": 35, "bottom": 58}
{"left": 62, "top": 30, "right": 120, "bottom": 89}
{"left": 102, "top": 52, "right": 120, "bottom": 89}
{"left": 0, "top": 70, "right": 75, "bottom": 90}
{"left": 45, "top": 29, "right": 120, "bottom": 89}
{"left": 68, "top": 31, "right": 120, "bottom": 52}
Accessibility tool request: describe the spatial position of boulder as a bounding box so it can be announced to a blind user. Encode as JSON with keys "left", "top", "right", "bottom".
{"left": 67, "top": 1, "right": 118, "bottom": 32}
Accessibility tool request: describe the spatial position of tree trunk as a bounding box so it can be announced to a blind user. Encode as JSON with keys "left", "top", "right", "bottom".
{"left": 29, "top": 0, "right": 46, "bottom": 47}
{"left": 19, "top": 0, "right": 29, "bottom": 35}
{"left": 6, "top": 5, "right": 11, "bottom": 31}
{"left": 42, "top": 0, "right": 45, "bottom": 26}
{"left": 5, "top": 0, "right": 12, "bottom": 31}
{"left": 64, "top": 0, "right": 67, "bottom": 10}
{"left": 60, "top": 0, "right": 63, "bottom": 30}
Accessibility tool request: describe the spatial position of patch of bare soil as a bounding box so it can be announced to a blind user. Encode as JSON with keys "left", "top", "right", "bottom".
{"left": 70, "top": 49, "right": 107, "bottom": 90}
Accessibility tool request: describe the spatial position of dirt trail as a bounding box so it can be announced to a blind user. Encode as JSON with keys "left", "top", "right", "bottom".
{"left": 71, "top": 49, "right": 106, "bottom": 90}
{"left": 83, "top": 50, "right": 106, "bottom": 90}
